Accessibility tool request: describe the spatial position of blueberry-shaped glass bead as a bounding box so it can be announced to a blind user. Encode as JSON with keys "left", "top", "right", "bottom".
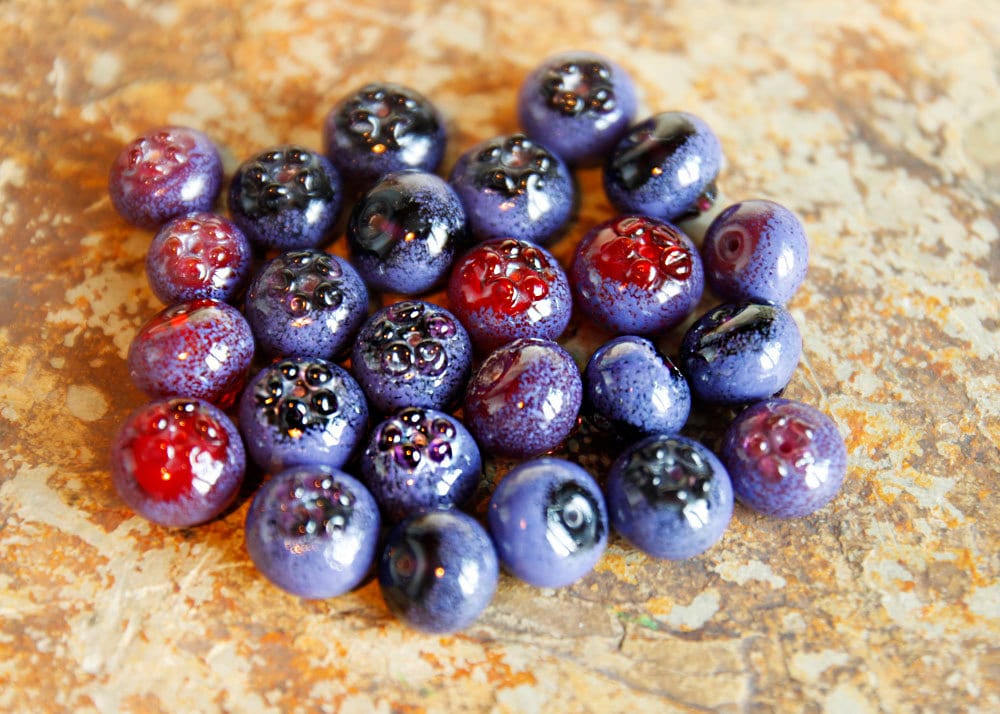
{"left": 606, "top": 434, "right": 733, "bottom": 560}
{"left": 238, "top": 358, "right": 369, "bottom": 473}
{"left": 244, "top": 465, "right": 380, "bottom": 598}
{"left": 244, "top": 249, "right": 368, "bottom": 361}
{"left": 379, "top": 510, "right": 499, "bottom": 633}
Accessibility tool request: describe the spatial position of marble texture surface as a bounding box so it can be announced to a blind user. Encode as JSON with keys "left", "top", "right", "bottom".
{"left": 1, "top": 0, "right": 998, "bottom": 711}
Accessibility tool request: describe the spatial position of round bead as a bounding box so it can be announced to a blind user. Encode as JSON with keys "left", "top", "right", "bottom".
{"left": 110, "top": 397, "right": 245, "bottom": 527}
{"left": 244, "top": 465, "right": 380, "bottom": 598}
{"left": 448, "top": 238, "right": 573, "bottom": 353}
{"left": 702, "top": 199, "right": 809, "bottom": 305}
{"left": 488, "top": 458, "right": 608, "bottom": 588}
{"left": 361, "top": 408, "right": 481, "bottom": 522}
{"left": 126, "top": 299, "right": 254, "bottom": 409}
{"left": 244, "top": 250, "right": 368, "bottom": 361}
{"left": 109, "top": 126, "right": 223, "bottom": 228}
{"left": 449, "top": 133, "right": 573, "bottom": 245}
{"left": 570, "top": 215, "right": 704, "bottom": 335}
{"left": 379, "top": 511, "right": 498, "bottom": 633}
{"left": 463, "top": 338, "right": 582, "bottom": 459}
{"left": 720, "top": 398, "right": 847, "bottom": 518}
{"left": 238, "top": 358, "right": 369, "bottom": 473}
{"left": 679, "top": 302, "right": 801, "bottom": 405}
{"left": 350, "top": 300, "right": 472, "bottom": 413}
{"left": 606, "top": 434, "right": 733, "bottom": 560}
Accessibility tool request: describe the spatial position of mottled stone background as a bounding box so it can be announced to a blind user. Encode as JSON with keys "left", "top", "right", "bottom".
{"left": 1, "top": 0, "right": 997, "bottom": 712}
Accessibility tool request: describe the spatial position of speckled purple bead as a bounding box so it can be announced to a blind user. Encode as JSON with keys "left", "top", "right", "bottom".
{"left": 463, "top": 338, "right": 582, "bottom": 459}
{"left": 449, "top": 134, "right": 573, "bottom": 245}
{"left": 126, "top": 299, "right": 254, "bottom": 409}
{"left": 361, "top": 408, "right": 481, "bottom": 522}
{"left": 721, "top": 398, "right": 847, "bottom": 518}
{"left": 570, "top": 215, "right": 704, "bottom": 335}
{"left": 323, "top": 82, "right": 446, "bottom": 191}
{"left": 350, "top": 300, "right": 472, "bottom": 413}
{"left": 518, "top": 51, "right": 637, "bottom": 166}
{"left": 702, "top": 199, "right": 809, "bottom": 305}
{"left": 245, "top": 250, "right": 368, "bottom": 361}
{"left": 584, "top": 336, "right": 691, "bottom": 436}
{"left": 348, "top": 170, "right": 468, "bottom": 295}
{"left": 109, "top": 126, "right": 223, "bottom": 228}
{"left": 238, "top": 358, "right": 369, "bottom": 473}
{"left": 603, "top": 112, "right": 723, "bottom": 223}
{"left": 245, "top": 465, "right": 380, "bottom": 599}
{"left": 679, "top": 302, "right": 802, "bottom": 405}
{"left": 606, "top": 434, "right": 733, "bottom": 560}
{"left": 229, "top": 146, "right": 342, "bottom": 250}
{"left": 488, "top": 458, "right": 607, "bottom": 588}
{"left": 379, "top": 511, "right": 499, "bottom": 633}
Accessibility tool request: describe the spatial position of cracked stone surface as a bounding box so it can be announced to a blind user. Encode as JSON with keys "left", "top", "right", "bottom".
{"left": 1, "top": 0, "right": 998, "bottom": 711}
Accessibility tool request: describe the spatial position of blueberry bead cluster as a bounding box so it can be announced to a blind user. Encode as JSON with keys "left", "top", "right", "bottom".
{"left": 108, "top": 53, "right": 847, "bottom": 634}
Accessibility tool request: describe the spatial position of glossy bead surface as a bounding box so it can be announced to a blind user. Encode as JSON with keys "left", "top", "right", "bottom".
{"left": 238, "top": 358, "right": 369, "bottom": 473}
{"left": 488, "top": 458, "right": 608, "bottom": 588}
{"left": 146, "top": 212, "right": 252, "bottom": 305}
{"left": 350, "top": 300, "right": 472, "bottom": 413}
{"left": 449, "top": 133, "right": 573, "bottom": 244}
{"left": 361, "top": 408, "right": 481, "bottom": 522}
{"left": 244, "top": 250, "right": 368, "bottom": 361}
{"left": 702, "top": 199, "right": 809, "bottom": 305}
{"left": 721, "top": 398, "right": 847, "bottom": 518}
{"left": 379, "top": 511, "right": 498, "bottom": 634}
{"left": 111, "top": 397, "right": 245, "bottom": 527}
{"left": 603, "top": 112, "right": 722, "bottom": 223}
{"left": 347, "top": 170, "right": 468, "bottom": 295}
{"left": 229, "top": 146, "right": 342, "bottom": 250}
{"left": 323, "top": 82, "right": 446, "bottom": 191}
{"left": 584, "top": 336, "right": 691, "bottom": 436}
{"left": 518, "top": 51, "right": 637, "bottom": 166}
{"left": 109, "top": 126, "right": 223, "bottom": 228}
{"left": 127, "top": 299, "right": 254, "bottom": 409}
{"left": 679, "top": 302, "right": 801, "bottom": 405}
{"left": 245, "top": 465, "right": 380, "bottom": 598}
{"left": 463, "top": 338, "right": 582, "bottom": 459}
{"left": 448, "top": 238, "right": 572, "bottom": 353}
{"left": 606, "top": 434, "right": 732, "bottom": 560}
{"left": 570, "top": 215, "right": 703, "bottom": 334}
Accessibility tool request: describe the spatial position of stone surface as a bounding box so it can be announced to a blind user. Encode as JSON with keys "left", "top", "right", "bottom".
{"left": 1, "top": 0, "right": 998, "bottom": 712}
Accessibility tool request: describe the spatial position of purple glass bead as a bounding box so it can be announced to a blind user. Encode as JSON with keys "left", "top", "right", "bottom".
{"left": 350, "top": 300, "right": 472, "bottom": 413}
{"left": 379, "top": 510, "right": 499, "bottom": 633}
{"left": 361, "top": 408, "right": 481, "bottom": 522}
{"left": 245, "top": 465, "right": 380, "bottom": 598}
{"left": 238, "top": 358, "right": 369, "bottom": 473}
{"left": 323, "top": 82, "right": 446, "bottom": 191}
{"left": 448, "top": 238, "right": 573, "bottom": 353}
{"left": 463, "top": 338, "right": 582, "bottom": 459}
{"left": 702, "top": 199, "right": 809, "bottom": 305}
{"left": 518, "top": 51, "right": 637, "bottom": 166}
{"left": 570, "top": 215, "right": 704, "bottom": 335}
{"left": 229, "top": 145, "right": 342, "bottom": 250}
{"left": 111, "top": 397, "right": 245, "bottom": 528}
{"left": 721, "top": 398, "right": 847, "bottom": 518}
{"left": 347, "top": 170, "right": 468, "bottom": 295}
{"left": 244, "top": 250, "right": 368, "bottom": 361}
{"left": 126, "top": 299, "right": 254, "bottom": 409}
{"left": 488, "top": 458, "right": 608, "bottom": 588}
{"left": 584, "top": 336, "right": 691, "bottom": 436}
{"left": 679, "top": 302, "right": 802, "bottom": 405}
{"left": 603, "top": 112, "right": 723, "bottom": 223}
{"left": 606, "top": 434, "right": 733, "bottom": 560}
{"left": 145, "top": 212, "right": 252, "bottom": 305}
{"left": 109, "top": 126, "right": 223, "bottom": 228}
{"left": 449, "top": 134, "right": 573, "bottom": 245}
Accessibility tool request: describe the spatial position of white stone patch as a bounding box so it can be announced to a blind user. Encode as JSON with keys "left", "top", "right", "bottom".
{"left": 713, "top": 558, "right": 787, "bottom": 589}
{"left": 46, "top": 56, "right": 69, "bottom": 116}
{"left": 664, "top": 588, "right": 721, "bottom": 630}
{"left": 86, "top": 51, "right": 122, "bottom": 89}
{"left": 824, "top": 683, "right": 875, "bottom": 714}
{"left": 967, "top": 584, "right": 1000, "bottom": 620}
{"left": 789, "top": 649, "right": 850, "bottom": 683}
{"left": 65, "top": 383, "right": 109, "bottom": 422}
